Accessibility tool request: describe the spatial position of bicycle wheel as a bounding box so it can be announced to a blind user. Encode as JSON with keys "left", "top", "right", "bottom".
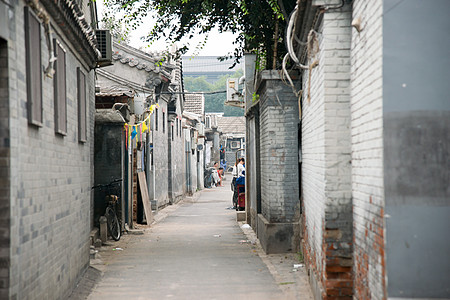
{"left": 105, "top": 207, "right": 121, "bottom": 241}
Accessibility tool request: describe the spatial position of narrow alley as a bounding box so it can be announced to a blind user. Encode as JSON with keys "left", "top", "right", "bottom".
{"left": 71, "top": 177, "right": 313, "bottom": 300}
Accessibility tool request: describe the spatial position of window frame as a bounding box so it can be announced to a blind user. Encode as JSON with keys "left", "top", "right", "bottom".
{"left": 155, "top": 108, "right": 158, "bottom": 131}
{"left": 162, "top": 111, "right": 165, "bottom": 133}
{"left": 54, "top": 39, "right": 67, "bottom": 135}
{"left": 77, "top": 67, "right": 87, "bottom": 143}
{"left": 25, "top": 7, "right": 43, "bottom": 127}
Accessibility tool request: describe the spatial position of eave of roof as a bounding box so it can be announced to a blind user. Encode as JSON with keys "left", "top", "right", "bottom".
{"left": 38, "top": 0, "right": 99, "bottom": 68}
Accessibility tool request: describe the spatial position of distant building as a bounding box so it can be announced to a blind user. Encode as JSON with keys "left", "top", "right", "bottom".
{"left": 184, "top": 93, "right": 205, "bottom": 117}
{"left": 182, "top": 56, "right": 243, "bottom": 82}
{"left": 96, "top": 41, "right": 185, "bottom": 221}
{"left": 183, "top": 93, "right": 205, "bottom": 193}
{"left": 217, "top": 116, "right": 246, "bottom": 171}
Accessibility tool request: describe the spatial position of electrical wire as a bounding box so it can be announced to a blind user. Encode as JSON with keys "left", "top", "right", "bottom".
{"left": 159, "top": 90, "right": 226, "bottom": 95}
{"left": 286, "top": 7, "right": 309, "bottom": 70}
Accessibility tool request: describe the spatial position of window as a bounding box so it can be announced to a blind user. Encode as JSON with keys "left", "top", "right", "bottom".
{"left": 162, "top": 112, "right": 165, "bottom": 133}
{"left": 54, "top": 40, "right": 67, "bottom": 135}
{"left": 77, "top": 68, "right": 86, "bottom": 142}
{"left": 171, "top": 124, "right": 174, "bottom": 141}
{"left": 25, "top": 7, "right": 43, "bottom": 126}
{"left": 155, "top": 109, "right": 158, "bottom": 131}
{"left": 176, "top": 119, "right": 179, "bottom": 137}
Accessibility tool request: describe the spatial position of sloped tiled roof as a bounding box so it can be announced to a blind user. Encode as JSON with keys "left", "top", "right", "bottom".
{"left": 96, "top": 86, "right": 135, "bottom": 97}
{"left": 96, "top": 42, "right": 183, "bottom": 96}
{"left": 39, "top": 0, "right": 100, "bottom": 68}
{"left": 111, "top": 42, "right": 177, "bottom": 80}
{"left": 184, "top": 93, "right": 204, "bottom": 115}
{"left": 217, "top": 117, "right": 245, "bottom": 134}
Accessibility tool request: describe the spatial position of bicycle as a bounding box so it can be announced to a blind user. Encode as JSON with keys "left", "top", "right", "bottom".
{"left": 92, "top": 179, "right": 122, "bottom": 241}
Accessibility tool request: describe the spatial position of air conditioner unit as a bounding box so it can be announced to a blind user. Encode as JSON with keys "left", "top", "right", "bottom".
{"left": 196, "top": 123, "right": 205, "bottom": 136}
{"left": 231, "top": 141, "right": 241, "bottom": 149}
{"left": 226, "top": 78, "right": 239, "bottom": 102}
{"left": 96, "top": 29, "right": 112, "bottom": 67}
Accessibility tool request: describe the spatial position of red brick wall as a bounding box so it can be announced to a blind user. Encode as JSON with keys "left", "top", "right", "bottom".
{"left": 353, "top": 199, "right": 386, "bottom": 300}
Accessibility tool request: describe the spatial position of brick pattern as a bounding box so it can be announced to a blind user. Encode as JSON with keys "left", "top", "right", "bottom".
{"left": 151, "top": 99, "right": 185, "bottom": 207}
{"left": 0, "top": 38, "right": 10, "bottom": 299}
{"left": 258, "top": 71, "right": 300, "bottom": 223}
{"left": 302, "top": 5, "right": 354, "bottom": 299}
{"left": 350, "top": 1, "right": 385, "bottom": 299}
{"left": 169, "top": 98, "right": 185, "bottom": 202}
{"left": 152, "top": 103, "right": 170, "bottom": 206}
{"left": 7, "top": 2, "right": 94, "bottom": 298}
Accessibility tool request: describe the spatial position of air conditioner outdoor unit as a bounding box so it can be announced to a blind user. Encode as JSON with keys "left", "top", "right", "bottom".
{"left": 96, "top": 29, "right": 113, "bottom": 67}
{"left": 196, "top": 123, "right": 205, "bottom": 136}
{"left": 226, "top": 78, "right": 239, "bottom": 102}
{"left": 231, "top": 141, "right": 240, "bottom": 149}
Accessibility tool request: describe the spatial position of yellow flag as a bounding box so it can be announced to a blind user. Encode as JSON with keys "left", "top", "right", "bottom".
{"left": 142, "top": 121, "right": 148, "bottom": 133}
{"left": 149, "top": 103, "right": 160, "bottom": 114}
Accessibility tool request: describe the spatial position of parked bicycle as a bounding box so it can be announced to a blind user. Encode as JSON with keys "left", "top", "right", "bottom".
{"left": 92, "top": 179, "right": 122, "bottom": 241}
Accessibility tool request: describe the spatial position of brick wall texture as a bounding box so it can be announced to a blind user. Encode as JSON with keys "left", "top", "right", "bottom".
{"left": 151, "top": 98, "right": 185, "bottom": 207}
{"left": 4, "top": 2, "right": 95, "bottom": 299}
{"left": 350, "top": 1, "right": 385, "bottom": 299}
{"left": 151, "top": 103, "right": 170, "bottom": 206}
{"left": 0, "top": 38, "right": 10, "bottom": 299}
{"left": 258, "top": 71, "right": 300, "bottom": 224}
{"left": 301, "top": 3, "right": 355, "bottom": 299}
{"left": 301, "top": 1, "right": 387, "bottom": 299}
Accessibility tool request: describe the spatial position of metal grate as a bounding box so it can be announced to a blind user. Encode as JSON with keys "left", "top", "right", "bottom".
{"left": 96, "top": 30, "right": 107, "bottom": 58}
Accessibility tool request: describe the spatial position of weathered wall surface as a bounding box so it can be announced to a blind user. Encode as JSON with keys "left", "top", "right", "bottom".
{"left": 301, "top": 18, "right": 326, "bottom": 289}
{"left": 0, "top": 34, "right": 10, "bottom": 299}
{"left": 302, "top": 3, "right": 353, "bottom": 299}
{"left": 168, "top": 99, "right": 185, "bottom": 202}
{"left": 258, "top": 71, "right": 300, "bottom": 223}
{"left": 256, "top": 70, "right": 300, "bottom": 254}
{"left": 94, "top": 120, "right": 123, "bottom": 225}
{"left": 151, "top": 103, "right": 170, "bottom": 207}
{"left": 350, "top": 1, "right": 385, "bottom": 299}
{"left": 5, "top": 2, "right": 95, "bottom": 298}
{"left": 382, "top": 0, "right": 450, "bottom": 298}
{"left": 246, "top": 112, "right": 260, "bottom": 227}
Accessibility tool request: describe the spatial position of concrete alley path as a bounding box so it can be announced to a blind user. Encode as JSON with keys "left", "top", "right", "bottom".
{"left": 73, "top": 179, "right": 313, "bottom": 300}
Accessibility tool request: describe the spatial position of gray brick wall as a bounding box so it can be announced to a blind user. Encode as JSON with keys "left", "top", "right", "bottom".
{"left": 151, "top": 103, "right": 170, "bottom": 206}
{"left": 350, "top": 1, "right": 385, "bottom": 299}
{"left": 168, "top": 98, "right": 185, "bottom": 202}
{"left": 257, "top": 71, "right": 300, "bottom": 223}
{"left": 301, "top": 4, "right": 353, "bottom": 298}
{"left": 0, "top": 36, "right": 10, "bottom": 300}
{"left": 6, "top": 2, "right": 95, "bottom": 298}
{"left": 150, "top": 98, "right": 185, "bottom": 207}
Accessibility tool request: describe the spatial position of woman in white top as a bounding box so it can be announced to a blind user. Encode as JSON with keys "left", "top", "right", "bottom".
{"left": 237, "top": 158, "right": 245, "bottom": 178}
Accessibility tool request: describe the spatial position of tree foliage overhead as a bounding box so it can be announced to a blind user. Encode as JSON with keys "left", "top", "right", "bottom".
{"left": 101, "top": 15, "right": 130, "bottom": 44}
{"left": 102, "top": 0, "right": 297, "bottom": 69}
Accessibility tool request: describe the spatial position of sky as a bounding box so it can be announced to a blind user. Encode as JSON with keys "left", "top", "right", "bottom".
{"left": 96, "top": 1, "right": 238, "bottom": 56}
